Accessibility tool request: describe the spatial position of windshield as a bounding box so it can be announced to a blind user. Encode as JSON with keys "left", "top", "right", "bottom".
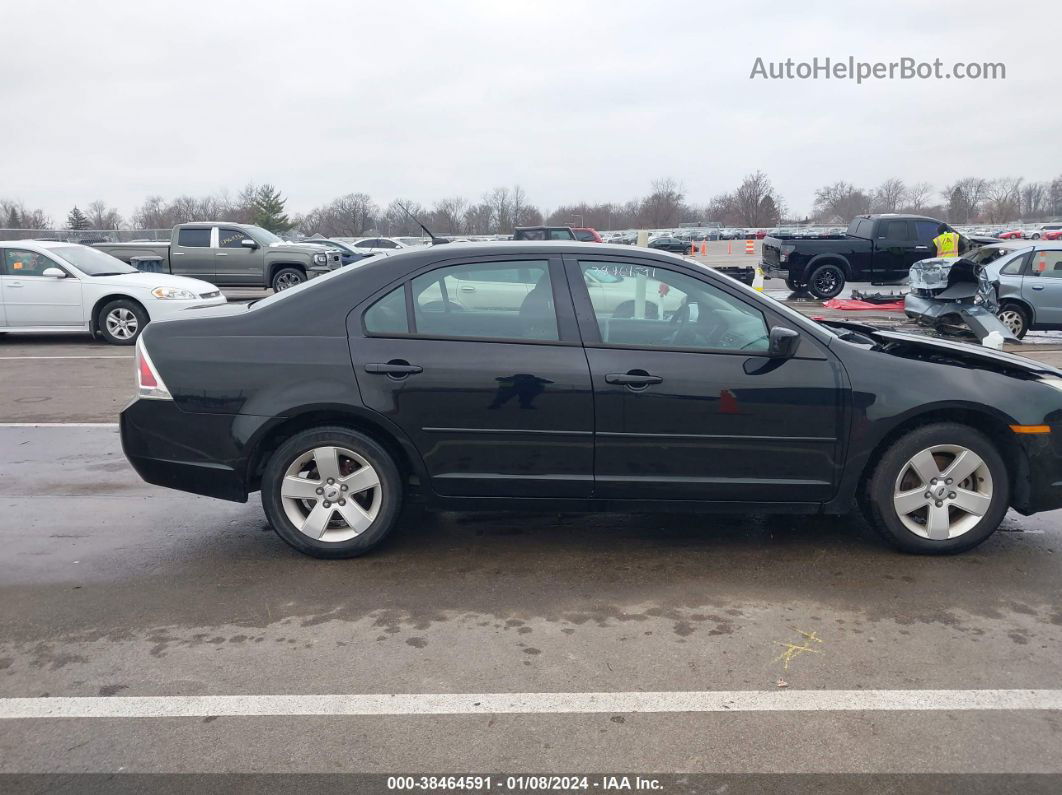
{"left": 53, "top": 245, "right": 137, "bottom": 276}
{"left": 245, "top": 226, "right": 283, "bottom": 245}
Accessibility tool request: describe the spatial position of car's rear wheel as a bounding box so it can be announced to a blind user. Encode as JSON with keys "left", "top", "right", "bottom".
{"left": 807, "top": 264, "right": 845, "bottom": 299}
{"left": 997, "top": 302, "right": 1029, "bottom": 339}
{"left": 272, "top": 267, "right": 305, "bottom": 292}
{"left": 866, "top": 422, "right": 1009, "bottom": 554}
{"left": 97, "top": 299, "right": 147, "bottom": 345}
{"left": 261, "top": 427, "right": 402, "bottom": 558}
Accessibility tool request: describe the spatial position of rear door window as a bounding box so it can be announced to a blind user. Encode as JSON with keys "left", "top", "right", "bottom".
{"left": 411, "top": 260, "right": 557, "bottom": 341}
{"left": 1031, "top": 250, "right": 1062, "bottom": 279}
{"left": 878, "top": 220, "right": 912, "bottom": 240}
{"left": 363, "top": 285, "right": 409, "bottom": 334}
{"left": 177, "top": 228, "right": 211, "bottom": 247}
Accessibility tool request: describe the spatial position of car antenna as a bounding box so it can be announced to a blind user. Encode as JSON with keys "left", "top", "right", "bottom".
{"left": 397, "top": 201, "right": 449, "bottom": 245}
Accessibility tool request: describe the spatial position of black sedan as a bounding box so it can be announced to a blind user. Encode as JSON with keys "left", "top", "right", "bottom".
{"left": 122, "top": 242, "right": 1062, "bottom": 558}
{"left": 648, "top": 235, "right": 694, "bottom": 254}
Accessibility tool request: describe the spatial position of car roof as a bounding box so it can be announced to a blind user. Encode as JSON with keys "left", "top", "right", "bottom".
{"left": 0, "top": 239, "right": 72, "bottom": 250}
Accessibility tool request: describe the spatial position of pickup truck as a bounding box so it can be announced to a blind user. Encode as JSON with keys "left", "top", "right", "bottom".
{"left": 761, "top": 214, "right": 989, "bottom": 299}
{"left": 94, "top": 223, "right": 342, "bottom": 291}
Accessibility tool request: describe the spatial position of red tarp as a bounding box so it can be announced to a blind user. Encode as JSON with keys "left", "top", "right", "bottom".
{"left": 822, "top": 298, "right": 906, "bottom": 311}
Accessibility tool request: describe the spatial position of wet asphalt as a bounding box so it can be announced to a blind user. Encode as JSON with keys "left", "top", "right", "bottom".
{"left": 1, "top": 311, "right": 1062, "bottom": 783}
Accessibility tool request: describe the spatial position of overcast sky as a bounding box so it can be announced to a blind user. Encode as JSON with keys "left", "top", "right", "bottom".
{"left": 3, "top": 0, "right": 1059, "bottom": 222}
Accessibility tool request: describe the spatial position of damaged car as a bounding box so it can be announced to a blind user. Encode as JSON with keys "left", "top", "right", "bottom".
{"left": 904, "top": 241, "right": 1062, "bottom": 340}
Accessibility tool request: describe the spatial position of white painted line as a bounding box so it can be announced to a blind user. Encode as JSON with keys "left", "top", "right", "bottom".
{"left": 0, "top": 422, "right": 118, "bottom": 428}
{"left": 0, "top": 355, "right": 131, "bottom": 360}
{"left": 1, "top": 690, "right": 1061, "bottom": 719}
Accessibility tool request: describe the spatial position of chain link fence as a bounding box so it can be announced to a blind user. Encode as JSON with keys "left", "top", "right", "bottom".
{"left": 0, "top": 229, "right": 171, "bottom": 243}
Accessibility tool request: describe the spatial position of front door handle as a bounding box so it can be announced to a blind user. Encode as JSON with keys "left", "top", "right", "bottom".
{"left": 605, "top": 372, "right": 663, "bottom": 386}
{"left": 8, "top": 281, "right": 23, "bottom": 288}
{"left": 365, "top": 362, "right": 423, "bottom": 376}
{"left": 216, "top": 252, "right": 228, "bottom": 257}
{"left": 458, "top": 285, "right": 476, "bottom": 292}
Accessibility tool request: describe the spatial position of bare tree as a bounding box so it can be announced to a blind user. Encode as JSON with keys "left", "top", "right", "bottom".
{"left": 943, "top": 177, "right": 988, "bottom": 223}
{"left": 903, "top": 182, "right": 934, "bottom": 213}
{"left": 983, "top": 177, "right": 1023, "bottom": 223}
{"left": 1020, "top": 181, "right": 1047, "bottom": 219}
{"left": 430, "top": 197, "right": 469, "bottom": 235}
{"left": 872, "top": 178, "right": 907, "bottom": 213}
{"left": 85, "top": 200, "right": 122, "bottom": 229}
{"left": 640, "top": 178, "right": 686, "bottom": 227}
{"left": 732, "top": 171, "right": 783, "bottom": 226}
{"left": 813, "top": 181, "right": 871, "bottom": 223}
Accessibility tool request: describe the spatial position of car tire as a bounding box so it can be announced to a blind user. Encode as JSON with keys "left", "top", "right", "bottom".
{"left": 784, "top": 277, "right": 806, "bottom": 292}
{"left": 865, "top": 422, "right": 1009, "bottom": 555}
{"left": 97, "top": 299, "right": 148, "bottom": 345}
{"left": 997, "top": 302, "right": 1030, "bottom": 339}
{"left": 807, "top": 264, "right": 845, "bottom": 299}
{"left": 262, "top": 427, "right": 403, "bottom": 559}
{"left": 271, "top": 267, "right": 305, "bottom": 292}
{"left": 1031, "top": 233, "right": 1041, "bottom": 240}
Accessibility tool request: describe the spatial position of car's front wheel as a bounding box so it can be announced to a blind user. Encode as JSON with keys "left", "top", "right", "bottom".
{"left": 97, "top": 299, "right": 148, "bottom": 345}
{"left": 866, "top": 422, "right": 1009, "bottom": 554}
{"left": 261, "top": 427, "right": 402, "bottom": 558}
{"left": 807, "top": 263, "right": 845, "bottom": 299}
{"left": 997, "top": 302, "right": 1030, "bottom": 339}
{"left": 271, "top": 267, "right": 306, "bottom": 292}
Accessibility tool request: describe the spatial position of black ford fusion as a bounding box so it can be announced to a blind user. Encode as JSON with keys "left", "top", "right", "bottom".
{"left": 121, "top": 242, "right": 1062, "bottom": 559}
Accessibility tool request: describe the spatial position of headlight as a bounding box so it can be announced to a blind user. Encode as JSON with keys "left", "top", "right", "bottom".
{"left": 151, "top": 286, "right": 197, "bottom": 300}
{"left": 313, "top": 253, "right": 326, "bottom": 264}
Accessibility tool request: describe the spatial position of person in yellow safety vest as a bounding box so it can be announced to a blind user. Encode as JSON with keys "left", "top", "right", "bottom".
{"left": 932, "top": 224, "right": 962, "bottom": 258}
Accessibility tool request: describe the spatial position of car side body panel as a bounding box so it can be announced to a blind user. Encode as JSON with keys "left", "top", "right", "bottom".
{"left": 122, "top": 242, "right": 1062, "bottom": 519}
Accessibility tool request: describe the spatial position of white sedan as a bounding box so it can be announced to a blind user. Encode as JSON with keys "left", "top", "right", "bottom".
{"left": 0, "top": 240, "right": 226, "bottom": 345}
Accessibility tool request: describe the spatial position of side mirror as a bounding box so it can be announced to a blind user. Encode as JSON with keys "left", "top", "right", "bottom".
{"left": 241, "top": 239, "right": 258, "bottom": 249}
{"left": 42, "top": 267, "right": 66, "bottom": 279}
{"left": 768, "top": 326, "right": 800, "bottom": 358}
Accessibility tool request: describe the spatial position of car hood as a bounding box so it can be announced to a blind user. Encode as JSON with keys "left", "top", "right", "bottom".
{"left": 841, "top": 324, "right": 1062, "bottom": 377}
{"left": 269, "top": 242, "right": 329, "bottom": 254}
{"left": 89, "top": 271, "right": 220, "bottom": 294}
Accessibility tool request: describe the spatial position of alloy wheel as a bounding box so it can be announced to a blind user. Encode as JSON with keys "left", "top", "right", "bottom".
{"left": 892, "top": 444, "right": 993, "bottom": 540}
{"left": 813, "top": 269, "right": 840, "bottom": 296}
{"left": 105, "top": 307, "right": 139, "bottom": 340}
{"left": 997, "top": 309, "right": 1025, "bottom": 337}
{"left": 275, "top": 272, "right": 303, "bottom": 290}
{"left": 280, "top": 446, "right": 381, "bottom": 542}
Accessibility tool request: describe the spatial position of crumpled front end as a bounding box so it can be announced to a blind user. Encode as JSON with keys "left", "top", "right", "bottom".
{"left": 904, "top": 257, "right": 1013, "bottom": 341}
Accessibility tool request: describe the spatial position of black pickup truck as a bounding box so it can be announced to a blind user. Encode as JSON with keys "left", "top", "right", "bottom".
{"left": 762, "top": 214, "right": 981, "bottom": 299}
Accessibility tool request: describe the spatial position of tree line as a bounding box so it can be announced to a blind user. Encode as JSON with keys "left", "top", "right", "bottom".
{"left": 812, "top": 176, "right": 1062, "bottom": 225}
{"left": 4, "top": 172, "right": 1062, "bottom": 235}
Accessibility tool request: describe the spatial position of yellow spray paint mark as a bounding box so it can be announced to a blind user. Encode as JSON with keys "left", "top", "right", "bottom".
{"left": 773, "top": 628, "right": 823, "bottom": 671}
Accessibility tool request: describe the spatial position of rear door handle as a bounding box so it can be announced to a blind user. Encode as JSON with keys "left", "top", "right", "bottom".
{"left": 365, "top": 362, "right": 423, "bottom": 376}
{"left": 216, "top": 253, "right": 228, "bottom": 257}
{"left": 605, "top": 372, "right": 663, "bottom": 386}
{"left": 1031, "top": 284, "right": 1045, "bottom": 291}
{"left": 9, "top": 281, "right": 23, "bottom": 288}
{"left": 458, "top": 285, "right": 476, "bottom": 292}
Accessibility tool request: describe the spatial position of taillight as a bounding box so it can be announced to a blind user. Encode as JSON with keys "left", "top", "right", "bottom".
{"left": 135, "top": 337, "right": 172, "bottom": 400}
